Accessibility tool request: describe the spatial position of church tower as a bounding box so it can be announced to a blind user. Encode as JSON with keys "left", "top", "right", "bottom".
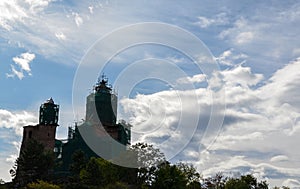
{"left": 84, "top": 75, "right": 129, "bottom": 142}
{"left": 20, "top": 98, "right": 59, "bottom": 153}
{"left": 85, "top": 75, "right": 117, "bottom": 126}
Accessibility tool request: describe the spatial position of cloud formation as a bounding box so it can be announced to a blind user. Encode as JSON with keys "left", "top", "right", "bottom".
{"left": 120, "top": 57, "right": 300, "bottom": 187}
{"left": 0, "top": 109, "right": 37, "bottom": 135}
{"left": 0, "top": 0, "right": 53, "bottom": 30}
{"left": 0, "top": 1, "right": 300, "bottom": 187}
{"left": 6, "top": 52, "right": 35, "bottom": 79}
{"left": 0, "top": 108, "right": 37, "bottom": 181}
{"left": 195, "top": 12, "right": 229, "bottom": 28}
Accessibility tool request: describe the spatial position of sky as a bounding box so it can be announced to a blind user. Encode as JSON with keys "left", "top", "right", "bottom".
{"left": 0, "top": 0, "right": 300, "bottom": 187}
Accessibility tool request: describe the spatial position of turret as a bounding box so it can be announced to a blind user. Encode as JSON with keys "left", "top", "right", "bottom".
{"left": 39, "top": 98, "right": 59, "bottom": 126}
{"left": 20, "top": 98, "right": 59, "bottom": 154}
{"left": 86, "top": 75, "right": 117, "bottom": 126}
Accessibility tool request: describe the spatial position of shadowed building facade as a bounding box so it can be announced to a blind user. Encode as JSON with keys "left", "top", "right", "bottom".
{"left": 18, "top": 76, "right": 131, "bottom": 175}
{"left": 20, "top": 98, "right": 59, "bottom": 155}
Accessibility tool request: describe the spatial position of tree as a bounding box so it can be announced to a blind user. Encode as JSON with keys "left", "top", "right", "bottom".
{"left": 27, "top": 180, "right": 61, "bottom": 189}
{"left": 70, "top": 150, "right": 88, "bottom": 176}
{"left": 0, "top": 179, "right": 8, "bottom": 189}
{"left": 225, "top": 178, "right": 249, "bottom": 189}
{"left": 224, "top": 174, "right": 268, "bottom": 189}
{"left": 257, "top": 180, "right": 269, "bottom": 189}
{"left": 131, "top": 142, "right": 166, "bottom": 187}
{"left": 202, "top": 172, "right": 227, "bottom": 189}
{"left": 152, "top": 161, "right": 187, "bottom": 189}
{"left": 80, "top": 157, "right": 118, "bottom": 187}
{"left": 104, "top": 182, "right": 128, "bottom": 189}
{"left": 187, "top": 181, "right": 202, "bottom": 189}
{"left": 80, "top": 157, "right": 103, "bottom": 186}
{"left": 273, "top": 186, "right": 290, "bottom": 189}
{"left": 176, "top": 162, "right": 201, "bottom": 185}
{"left": 11, "top": 139, "right": 55, "bottom": 187}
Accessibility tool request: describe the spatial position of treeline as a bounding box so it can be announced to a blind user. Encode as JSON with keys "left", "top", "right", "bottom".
{"left": 2, "top": 140, "right": 291, "bottom": 189}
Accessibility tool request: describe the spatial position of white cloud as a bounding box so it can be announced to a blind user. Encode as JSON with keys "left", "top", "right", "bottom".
{"left": 0, "top": 0, "right": 53, "bottom": 31}
{"left": 270, "top": 155, "right": 289, "bottom": 163}
{"left": 221, "top": 64, "right": 264, "bottom": 87}
{"left": 259, "top": 58, "right": 300, "bottom": 109}
{"left": 6, "top": 65, "right": 24, "bottom": 80}
{"left": 219, "top": 17, "right": 255, "bottom": 45}
{"left": 235, "top": 32, "right": 254, "bottom": 44}
{"left": 176, "top": 74, "right": 206, "bottom": 84}
{"left": 195, "top": 12, "right": 229, "bottom": 28}
{"left": 217, "top": 3, "right": 300, "bottom": 72}
{"left": 216, "top": 49, "right": 248, "bottom": 66}
{"left": 12, "top": 52, "right": 35, "bottom": 72}
{"left": 196, "top": 17, "right": 210, "bottom": 28}
{"left": 25, "top": 0, "right": 53, "bottom": 13}
{"left": 55, "top": 32, "right": 66, "bottom": 40}
{"left": 0, "top": 109, "right": 35, "bottom": 181}
{"left": 5, "top": 154, "right": 18, "bottom": 164}
{"left": 0, "top": 109, "right": 37, "bottom": 136}
{"left": 0, "top": 1, "right": 300, "bottom": 186}
{"left": 120, "top": 57, "right": 300, "bottom": 185}
{"left": 200, "top": 155, "right": 300, "bottom": 184}
{"left": 0, "top": 1, "right": 139, "bottom": 65}
{"left": 0, "top": 157, "right": 15, "bottom": 182}
{"left": 282, "top": 179, "right": 300, "bottom": 188}
{"left": 6, "top": 52, "right": 35, "bottom": 79}
{"left": 73, "top": 12, "right": 83, "bottom": 27}
{"left": 88, "top": 6, "right": 94, "bottom": 14}
{"left": 0, "top": 1, "right": 28, "bottom": 30}
{"left": 292, "top": 48, "right": 300, "bottom": 57}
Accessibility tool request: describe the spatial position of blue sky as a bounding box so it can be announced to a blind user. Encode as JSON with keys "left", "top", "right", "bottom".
{"left": 1, "top": 0, "right": 300, "bottom": 187}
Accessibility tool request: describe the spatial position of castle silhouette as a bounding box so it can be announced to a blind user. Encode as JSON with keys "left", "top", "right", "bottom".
{"left": 18, "top": 76, "right": 131, "bottom": 175}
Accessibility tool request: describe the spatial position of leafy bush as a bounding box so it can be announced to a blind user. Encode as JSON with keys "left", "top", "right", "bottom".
{"left": 27, "top": 180, "right": 61, "bottom": 189}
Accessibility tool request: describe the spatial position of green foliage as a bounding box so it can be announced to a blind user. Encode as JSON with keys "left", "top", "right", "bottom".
{"left": 258, "top": 180, "right": 269, "bottom": 189}
{"left": 131, "top": 142, "right": 166, "bottom": 187}
{"left": 80, "top": 157, "right": 118, "bottom": 187}
{"left": 187, "top": 180, "right": 202, "bottom": 189}
{"left": 0, "top": 183, "right": 8, "bottom": 189}
{"left": 70, "top": 150, "right": 88, "bottom": 176}
{"left": 224, "top": 174, "right": 268, "bottom": 189}
{"left": 11, "top": 139, "right": 55, "bottom": 186}
{"left": 202, "top": 172, "right": 227, "bottom": 189}
{"left": 80, "top": 157, "right": 102, "bottom": 186}
{"left": 104, "top": 182, "right": 128, "bottom": 189}
{"left": 176, "top": 162, "right": 201, "bottom": 185}
{"left": 27, "top": 180, "right": 61, "bottom": 189}
{"left": 11, "top": 140, "right": 293, "bottom": 189}
{"left": 131, "top": 143, "right": 166, "bottom": 168}
{"left": 152, "top": 162, "right": 187, "bottom": 189}
{"left": 225, "top": 178, "right": 249, "bottom": 189}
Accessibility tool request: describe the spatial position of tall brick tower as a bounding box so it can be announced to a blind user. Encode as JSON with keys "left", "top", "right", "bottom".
{"left": 20, "top": 98, "right": 59, "bottom": 153}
